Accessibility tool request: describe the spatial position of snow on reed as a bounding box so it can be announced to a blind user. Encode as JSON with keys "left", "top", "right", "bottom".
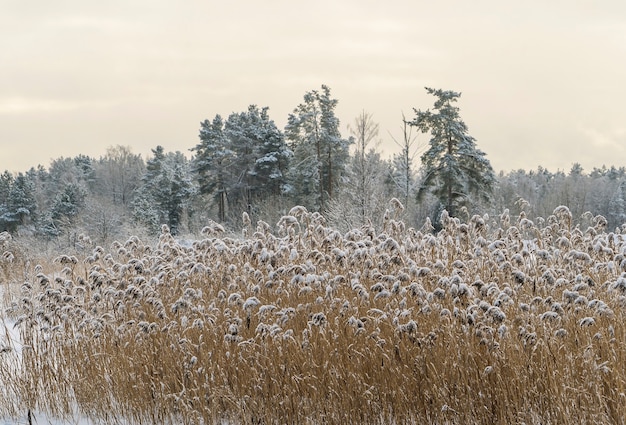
{"left": 1, "top": 205, "right": 626, "bottom": 423}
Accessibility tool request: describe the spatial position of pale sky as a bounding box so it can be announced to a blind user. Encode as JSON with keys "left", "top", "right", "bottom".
{"left": 1, "top": 0, "right": 626, "bottom": 173}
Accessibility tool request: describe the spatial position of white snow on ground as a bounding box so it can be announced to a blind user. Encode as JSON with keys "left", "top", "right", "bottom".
{"left": 1, "top": 313, "right": 21, "bottom": 356}
{"left": 0, "top": 285, "right": 21, "bottom": 359}
{"left": 0, "top": 413, "right": 98, "bottom": 425}
{"left": 0, "top": 286, "right": 100, "bottom": 425}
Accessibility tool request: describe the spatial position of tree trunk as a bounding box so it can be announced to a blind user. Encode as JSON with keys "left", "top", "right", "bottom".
{"left": 447, "top": 135, "right": 454, "bottom": 216}
{"left": 327, "top": 146, "right": 333, "bottom": 204}
{"left": 218, "top": 188, "right": 225, "bottom": 223}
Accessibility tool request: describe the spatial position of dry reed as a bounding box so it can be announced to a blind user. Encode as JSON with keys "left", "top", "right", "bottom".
{"left": 1, "top": 204, "right": 626, "bottom": 424}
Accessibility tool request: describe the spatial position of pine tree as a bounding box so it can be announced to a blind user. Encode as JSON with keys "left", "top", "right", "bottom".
{"left": 193, "top": 107, "right": 290, "bottom": 223}
{"left": 225, "top": 109, "right": 256, "bottom": 212}
{"left": 226, "top": 105, "right": 291, "bottom": 218}
{"left": 409, "top": 88, "right": 495, "bottom": 218}
{"left": 193, "top": 115, "right": 233, "bottom": 222}
{"left": 163, "top": 159, "right": 195, "bottom": 234}
{"left": 286, "top": 85, "right": 350, "bottom": 211}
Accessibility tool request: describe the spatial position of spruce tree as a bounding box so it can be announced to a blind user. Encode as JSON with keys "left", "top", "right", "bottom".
{"left": 0, "top": 171, "right": 14, "bottom": 231}
{"left": 7, "top": 172, "right": 37, "bottom": 228}
{"left": 133, "top": 147, "right": 195, "bottom": 235}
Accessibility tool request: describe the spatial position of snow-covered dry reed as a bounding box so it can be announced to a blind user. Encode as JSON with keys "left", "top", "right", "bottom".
{"left": 1, "top": 203, "right": 626, "bottom": 424}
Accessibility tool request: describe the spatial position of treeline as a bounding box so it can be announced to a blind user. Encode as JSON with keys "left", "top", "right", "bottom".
{"left": 495, "top": 164, "right": 626, "bottom": 230}
{"left": 0, "top": 85, "right": 625, "bottom": 248}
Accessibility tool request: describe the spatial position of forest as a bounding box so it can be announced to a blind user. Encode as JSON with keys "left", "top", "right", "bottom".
{"left": 0, "top": 85, "right": 625, "bottom": 249}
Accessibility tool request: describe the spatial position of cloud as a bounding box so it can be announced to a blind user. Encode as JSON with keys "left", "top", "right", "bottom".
{"left": 579, "top": 126, "right": 626, "bottom": 151}
{"left": 0, "top": 97, "right": 95, "bottom": 114}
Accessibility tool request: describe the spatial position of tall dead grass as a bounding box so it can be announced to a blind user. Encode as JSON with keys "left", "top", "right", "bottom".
{"left": 1, "top": 204, "right": 626, "bottom": 424}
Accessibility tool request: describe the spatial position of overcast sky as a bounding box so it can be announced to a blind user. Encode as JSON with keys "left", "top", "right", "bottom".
{"left": 1, "top": 1, "right": 625, "bottom": 173}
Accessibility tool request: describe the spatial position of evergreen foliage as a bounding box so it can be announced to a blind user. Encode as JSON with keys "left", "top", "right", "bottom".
{"left": 7, "top": 173, "right": 37, "bottom": 228}
{"left": 225, "top": 105, "right": 291, "bottom": 214}
{"left": 132, "top": 146, "right": 196, "bottom": 235}
{"left": 409, "top": 88, "right": 496, "bottom": 218}
{"left": 51, "top": 184, "right": 85, "bottom": 222}
{"left": 193, "top": 106, "right": 290, "bottom": 223}
{"left": 0, "top": 172, "right": 15, "bottom": 232}
{"left": 0, "top": 172, "right": 37, "bottom": 233}
{"left": 286, "top": 85, "right": 351, "bottom": 212}
{"left": 250, "top": 107, "right": 292, "bottom": 197}
{"left": 0, "top": 86, "right": 624, "bottom": 243}
{"left": 193, "top": 115, "right": 232, "bottom": 222}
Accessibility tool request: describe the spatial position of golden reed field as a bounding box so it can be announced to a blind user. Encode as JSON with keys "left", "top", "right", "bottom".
{"left": 1, "top": 201, "right": 626, "bottom": 424}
